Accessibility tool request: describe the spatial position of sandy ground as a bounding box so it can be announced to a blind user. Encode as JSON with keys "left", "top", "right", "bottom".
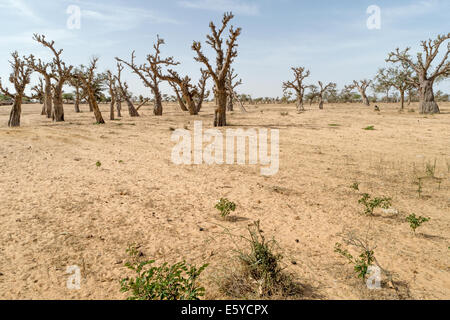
{"left": 0, "top": 101, "right": 449, "bottom": 300}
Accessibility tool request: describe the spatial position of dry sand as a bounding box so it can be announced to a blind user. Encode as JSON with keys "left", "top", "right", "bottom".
{"left": 0, "top": 102, "right": 449, "bottom": 300}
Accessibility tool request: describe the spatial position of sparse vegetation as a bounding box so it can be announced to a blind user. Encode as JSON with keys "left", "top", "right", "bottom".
{"left": 215, "top": 198, "right": 236, "bottom": 219}
{"left": 335, "top": 242, "right": 375, "bottom": 280}
{"left": 363, "top": 125, "right": 375, "bottom": 131}
{"left": 120, "top": 245, "right": 208, "bottom": 300}
{"left": 406, "top": 214, "right": 430, "bottom": 233}
{"left": 358, "top": 193, "right": 392, "bottom": 216}
{"left": 350, "top": 182, "right": 360, "bottom": 191}
{"left": 220, "top": 221, "right": 302, "bottom": 299}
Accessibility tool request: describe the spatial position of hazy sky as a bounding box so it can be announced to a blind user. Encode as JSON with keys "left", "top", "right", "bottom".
{"left": 0, "top": 0, "right": 449, "bottom": 98}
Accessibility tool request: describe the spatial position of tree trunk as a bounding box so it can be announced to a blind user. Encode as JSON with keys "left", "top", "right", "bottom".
{"left": 52, "top": 87, "right": 64, "bottom": 122}
{"left": 88, "top": 100, "right": 94, "bottom": 112}
{"left": 125, "top": 96, "right": 139, "bottom": 117}
{"left": 227, "top": 94, "right": 234, "bottom": 111}
{"left": 8, "top": 97, "right": 22, "bottom": 127}
{"left": 41, "top": 103, "right": 46, "bottom": 115}
{"left": 214, "top": 88, "right": 227, "bottom": 127}
{"left": 110, "top": 96, "right": 115, "bottom": 121}
{"left": 74, "top": 88, "right": 80, "bottom": 113}
{"left": 318, "top": 97, "right": 324, "bottom": 110}
{"left": 400, "top": 90, "right": 405, "bottom": 110}
{"left": 296, "top": 96, "right": 304, "bottom": 112}
{"left": 44, "top": 77, "right": 52, "bottom": 118}
{"left": 154, "top": 92, "right": 163, "bottom": 116}
{"left": 419, "top": 79, "right": 440, "bottom": 114}
{"left": 362, "top": 94, "right": 370, "bottom": 106}
{"left": 116, "top": 98, "right": 122, "bottom": 117}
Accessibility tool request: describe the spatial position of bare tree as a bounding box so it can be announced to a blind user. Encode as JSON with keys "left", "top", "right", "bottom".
{"left": 194, "top": 69, "right": 211, "bottom": 113}
{"left": 282, "top": 67, "right": 310, "bottom": 112}
{"left": 317, "top": 81, "right": 336, "bottom": 109}
{"left": 168, "top": 81, "right": 188, "bottom": 112}
{"left": 0, "top": 52, "right": 32, "bottom": 127}
{"left": 69, "top": 67, "right": 83, "bottom": 113}
{"left": 76, "top": 58, "right": 105, "bottom": 124}
{"left": 114, "top": 63, "right": 139, "bottom": 117}
{"left": 115, "top": 36, "right": 164, "bottom": 116}
{"left": 226, "top": 68, "right": 242, "bottom": 111}
{"left": 106, "top": 70, "right": 116, "bottom": 120}
{"left": 25, "top": 54, "right": 53, "bottom": 117}
{"left": 347, "top": 80, "right": 371, "bottom": 106}
{"left": 33, "top": 34, "right": 73, "bottom": 121}
{"left": 192, "top": 12, "right": 242, "bottom": 127}
{"left": 386, "top": 33, "right": 449, "bottom": 114}
{"left": 31, "top": 78, "right": 45, "bottom": 114}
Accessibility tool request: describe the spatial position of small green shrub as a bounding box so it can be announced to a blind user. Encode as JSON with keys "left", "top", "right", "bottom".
{"left": 406, "top": 214, "right": 430, "bottom": 233}
{"left": 335, "top": 242, "right": 375, "bottom": 280}
{"left": 215, "top": 198, "right": 236, "bottom": 219}
{"left": 350, "top": 182, "right": 360, "bottom": 191}
{"left": 363, "top": 126, "right": 375, "bottom": 131}
{"left": 96, "top": 161, "right": 102, "bottom": 167}
{"left": 358, "top": 193, "right": 392, "bottom": 216}
{"left": 120, "top": 245, "right": 208, "bottom": 300}
{"left": 425, "top": 159, "right": 437, "bottom": 178}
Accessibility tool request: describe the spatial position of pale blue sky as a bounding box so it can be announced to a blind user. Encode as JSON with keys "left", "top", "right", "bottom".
{"left": 0, "top": 0, "right": 448, "bottom": 98}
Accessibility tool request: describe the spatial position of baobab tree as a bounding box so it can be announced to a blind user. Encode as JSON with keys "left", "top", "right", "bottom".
{"left": 25, "top": 54, "right": 53, "bottom": 118}
{"left": 69, "top": 67, "right": 83, "bottom": 113}
{"left": 192, "top": 12, "right": 242, "bottom": 127}
{"left": 376, "top": 65, "right": 416, "bottom": 110}
{"left": 76, "top": 58, "right": 105, "bottom": 124}
{"left": 317, "top": 81, "right": 336, "bottom": 109}
{"left": 114, "top": 63, "right": 139, "bottom": 117}
{"left": 348, "top": 80, "right": 371, "bottom": 106}
{"left": 0, "top": 52, "right": 32, "bottom": 127}
{"left": 386, "top": 33, "right": 449, "bottom": 114}
{"left": 33, "top": 34, "right": 73, "bottom": 121}
{"left": 306, "top": 85, "right": 318, "bottom": 106}
{"left": 282, "top": 67, "right": 310, "bottom": 112}
{"left": 116, "top": 36, "right": 164, "bottom": 116}
{"left": 106, "top": 70, "right": 116, "bottom": 120}
{"left": 226, "top": 68, "right": 242, "bottom": 111}
{"left": 31, "top": 78, "right": 45, "bottom": 114}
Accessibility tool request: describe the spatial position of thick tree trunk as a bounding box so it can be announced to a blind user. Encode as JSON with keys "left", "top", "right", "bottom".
{"left": 8, "top": 97, "right": 22, "bottom": 127}
{"left": 175, "top": 90, "right": 188, "bottom": 112}
{"left": 110, "top": 96, "right": 115, "bottom": 121}
{"left": 362, "top": 94, "right": 370, "bottom": 106}
{"left": 318, "top": 97, "right": 324, "bottom": 110}
{"left": 116, "top": 98, "right": 122, "bottom": 117}
{"left": 88, "top": 100, "right": 94, "bottom": 112}
{"left": 419, "top": 79, "right": 440, "bottom": 114}
{"left": 74, "top": 88, "right": 80, "bottom": 113}
{"left": 214, "top": 88, "right": 227, "bottom": 127}
{"left": 41, "top": 103, "right": 46, "bottom": 115}
{"left": 296, "top": 96, "right": 304, "bottom": 112}
{"left": 125, "top": 96, "right": 139, "bottom": 117}
{"left": 44, "top": 77, "right": 52, "bottom": 118}
{"left": 227, "top": 94, "right": 234, "bottom": 111}
{"left": 154, "top": 92, "right": 163, "bottom": 116}
{"left": 90, "top": 99, "right": 105, "bottom": 124}
{"left": 52, "top": 87, "right": 64, "bottom": 122}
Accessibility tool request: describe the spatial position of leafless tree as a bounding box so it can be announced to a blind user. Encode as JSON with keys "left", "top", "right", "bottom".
{"left": 386, "top": 33, "right": 449, "bottom": 114}
{"left": 347, "top": 80, "right": 371, "bottom": 106}
{"left": 114, "top": 63, "right": 139, "bottom": 117}
{"left": 31, "top": 78, "right": 45, "bottom": 114}
{"left": 283, "top": 67, "right": 310, "bottom": 112}
{"left": 226, "top": 68, "right": 242, "bottom": 111}
{"left": 192, "top": 12, "right": 242, "bottom": 126}
{"left": 25, "top": 54, "right": 53, "bottom": 117}
{"left": 106, "top": 70, "right": 116, "bottom": 120}
{"left": 69, "top": 67, "right": 83, "bottom": 113}
{"left": 76, "top": 58, "right": 105, "bottom": 124}
{"left": 32, "top": 34, "right": 73, "bottom": 121}
{"left": 0, "top": 52, "right": 32, "bottom": 127}
{"left": 116, "top": 36, "right": 165, "bottom": 116}
{"left": 317, "top": 81, "right": 336, "bottom": 109}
